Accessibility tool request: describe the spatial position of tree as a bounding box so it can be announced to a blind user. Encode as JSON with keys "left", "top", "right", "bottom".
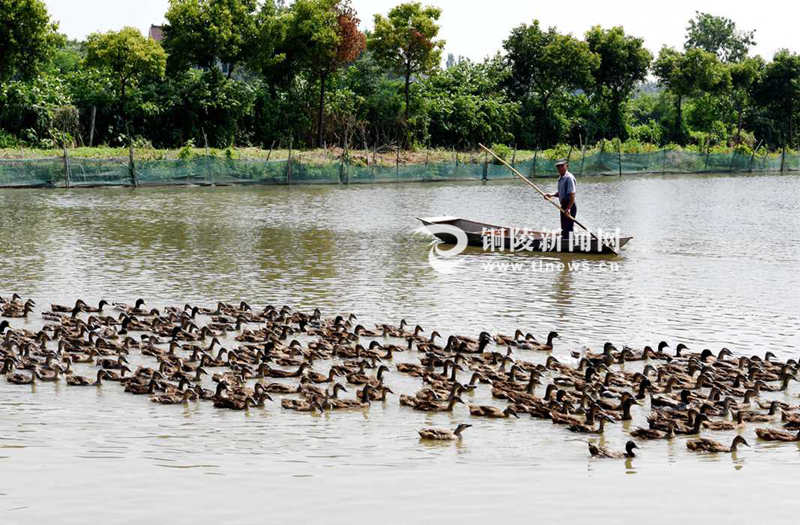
{"left": 419, "top": 57, "right": 518, "bottom": 148}
{"left": 85, "top": 27, "right": 167, "bottom": 123}
{"left": 286, "top": 0, "right": 365, "bottom": 147}
{"left": 334, "top": 51, "right": 405, "bottom": 147}
{"left": 0, "top": 0, "right": 62, "bottom": 82}
{"left": 49, "top": 38, "right": 86, "bottom": 75}
{"left": 249, "top": 1, "right": 289, "bottom": 88}
{"left": 755, "top": 50, "right": 800, "bottom": 147}
{"left": 503, "top": 20, "right": 599, "bottom": 146}
{"left": 164, "top": 0, "right": 259, "bottom": 78}
{"left": 685, "top": 11, "right": 755, "bottom": 63}
{"left": 728, "top": 56, "right": 763, "bottom": 144}
{"left": 653, "top": 47, "right": 728, "bottom": 143}
{"left": 585, "top": 26, "right": 652, "bottom": 140}
{"left": 369, "top": 2, "right": 444, "bottom": 129}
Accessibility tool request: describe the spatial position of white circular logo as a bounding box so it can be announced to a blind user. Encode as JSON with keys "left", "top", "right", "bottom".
{"left": 414, "top": 223, "right": 469, "bottom": 274}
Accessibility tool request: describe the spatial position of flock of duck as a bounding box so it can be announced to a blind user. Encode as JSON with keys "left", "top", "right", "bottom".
{"left": 2, "top": 292, "right": 800, "bottom": 460}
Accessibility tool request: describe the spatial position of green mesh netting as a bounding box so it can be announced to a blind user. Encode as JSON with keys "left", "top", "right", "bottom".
{"left": 1, "top": 150, "right": 797, "bottom": 188}
{"left": 0, "top": 157, "right": 63, "bottom": 187}
{"left": 69, "top": 158, "right": 130, "bottom": 186}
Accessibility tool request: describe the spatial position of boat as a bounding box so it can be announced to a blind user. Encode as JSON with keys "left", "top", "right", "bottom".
{"left": 417, "top": 216, "right": 631, "bottom": 255}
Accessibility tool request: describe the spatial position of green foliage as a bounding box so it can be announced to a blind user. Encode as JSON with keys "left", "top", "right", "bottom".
{"left": 50, "top": 105, "right": 80, "bottom": 146}
{"left": 0, "top": 129, "right": 21, "bottom": 148}
{"left": 754, "top": 50, "right": 800, "bottom": 145}
{"left": 0, "top": 73, "right": 71, "bottom": 146}
{"left": 48, "top": 39, "right": 85, "bottom": 75}
{"left": 585, "top": 26, "right": 652, "bottom": 139}
{"left": 178, "top": 139, "right": 196, "bottom": 160}
{"left": 419, "top": 58, "right": 517, "bottom": 148}
{"left": 653, "top": 47, "right": 729, "bottom": 144}
{"left": 85, "top": 27, "right": 167, "bottom": 117}
{"left": 503, "top": 20, "right": 599, "bottom": 146}
{"left": 164, "top": 0, "right": 259, "bottom": 75}
{"left": 286, "top": 0, "right": 366, "bottom": 146}
{"left": 369, "top": 2, "right": 444, "bottom": 123}
{"left": 0, "top": 2, "right": 798, "bottom": 154}
{"left": 489, "top": 143, "right": 511, "bottom": 163}
{"left": 685, "top": 11, "right": 755, "bottom": 63}
{"left": 629, "top": 121, "right": 663, "bottom": 145}
{"left": 0, "top": 0, "right": 63, "bottom": 82}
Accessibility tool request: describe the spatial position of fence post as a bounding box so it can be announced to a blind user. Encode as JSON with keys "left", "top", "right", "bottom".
{"left": 579, "top": 134, "right": 585, "bottom": 176}
{"left": 62, "top": 143, "right": 71, "bottom": 188}
{"left": 482, "top": 151, "right": 488, "bottom": 181}
{"left": 532, "top": 149, "right": 538, "bottom": 177}
{"left": 617, "top": 141, "right": 622, "bottom": 177}
{"left": 662, "top": 148, "right": 667, "bottom": 175}
{"left": 88, "top": 106, "right": 96, "bottom": 148}
{"left": 511, "top": 145, "right": 517, "bottom": 167}
{"left": 287, "top": 137, "right": 293, "bottom": 184}
{"left": 371, "top": 143, "right": 376, "bottom": 180}
{"left": 201, "top": 128, "right": 211, "bottom": 184}
{"left": 780, "top": 144, "right": 786, "bottom": 173}
{"left": 748, "top": 140, "right": 762, "bottom": 172}
{"left": 128, "top": 141, "right": 137, "bottom": 187}
{"left": 396, "top": 147, "right": 400, "bottom": 179}
{"left": 704, "top": 142, "right": 711, "bottom": 171}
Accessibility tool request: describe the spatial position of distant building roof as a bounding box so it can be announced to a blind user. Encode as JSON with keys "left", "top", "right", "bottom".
{"left": 149, "top": 25, "right": 164, "bottom": 42}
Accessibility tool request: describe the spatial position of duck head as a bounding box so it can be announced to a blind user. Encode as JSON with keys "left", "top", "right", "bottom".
{"left": 454, "top": 423, "right": 472, "bottom": 436}
{"left": 731, "top": 435, "right": 750, "bottom": 451}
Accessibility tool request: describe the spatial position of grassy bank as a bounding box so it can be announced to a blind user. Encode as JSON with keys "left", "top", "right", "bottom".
{"left": 1, "top": 141, "right": 790, "bottom": 167}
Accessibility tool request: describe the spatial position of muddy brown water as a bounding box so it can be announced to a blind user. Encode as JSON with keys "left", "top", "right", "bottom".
{"left": 1, "top": 173, "right": 799, "bottom": 524}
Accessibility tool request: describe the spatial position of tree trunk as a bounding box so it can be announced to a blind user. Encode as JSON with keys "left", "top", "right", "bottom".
{"left": 120, "top": 80, "right": 128, "bottom": 141}
{"left": 317, "top": 72, "right": 327, "bottom": 148}
{"left": 735, "top": 105, "right": 743, "bottom": 145}
{"left": 404, "top": 62, "right": 411, "bottom": 124}
{"left": 613, "top": 91, "right": 624, "bottom": 140}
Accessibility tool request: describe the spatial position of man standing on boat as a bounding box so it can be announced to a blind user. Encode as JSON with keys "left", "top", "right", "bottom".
{"left": 546, "top": 159, "right": 576, "bottom": 240}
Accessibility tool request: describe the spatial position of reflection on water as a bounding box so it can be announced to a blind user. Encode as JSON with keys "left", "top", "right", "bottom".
{"left": 1, "top": 173, "right": 800, "bottom": 523}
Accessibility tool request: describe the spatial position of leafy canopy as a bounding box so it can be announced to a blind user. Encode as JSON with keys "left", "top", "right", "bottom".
{"left": 653, "top": 47, "right": 729, "bottom": 99}
{"left": 685, "top": 11, "right": 755, "bottom": 63}
{"left": 164, "top": 0, "right": 259, "bottom": 75}
{"left": 369, "top": 3, "right": 444, "bottom": 79}
{"left": 585, "top": 26, "right": 651, "bottom": 98}
{"left": 0, "top": 0, "right": 63, "bottom": 82}
{"left": 503, "top": 20, "right": 599, "bottom": 102}
{"left": 754, "top": 50, "right": 800, "bottom": 143}
{"left": 585, "top": 25, "right": 652, "bottom": 138}
{"left": 85, "top": 27, "right": 167, "bottom": 104}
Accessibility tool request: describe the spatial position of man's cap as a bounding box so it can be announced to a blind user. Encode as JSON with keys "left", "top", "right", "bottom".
{"left": 555, "top": 159, "right": 568, "bottom": 167}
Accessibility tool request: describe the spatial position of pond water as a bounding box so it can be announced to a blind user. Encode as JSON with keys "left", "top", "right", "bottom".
{"left": 1, "top": 173, "right": 799, "bottom": 524}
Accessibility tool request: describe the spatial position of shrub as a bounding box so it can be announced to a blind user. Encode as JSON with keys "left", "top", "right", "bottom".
{"left": 489, "top": 143, "right": 512, "bottom": 164}
{"left": 0, "top": 130, "right": 21, "bottom": 148}
{"left": 178, "top": 139, "right": 195, "bottom": 160}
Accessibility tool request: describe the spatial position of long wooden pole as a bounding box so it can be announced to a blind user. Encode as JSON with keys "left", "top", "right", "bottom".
{"left": 478, "top": 143, "right": 618, "bottom": 255}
